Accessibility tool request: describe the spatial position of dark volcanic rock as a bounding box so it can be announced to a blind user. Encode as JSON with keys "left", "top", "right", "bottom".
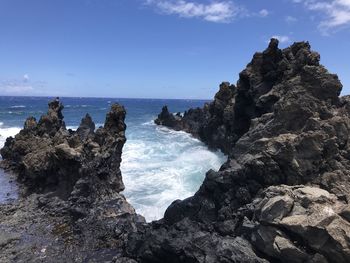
{"left": 76, "top": 113, "right": 95, "bottom": 141}
{"left": 0, "top": 99, "right": 144, "bottom": 262}
{"left": 155, "top": 82, "right": 237, "bottom": 153}
{"left": 2, "top": 38, "right": 350, "bottom": 263}
{"left": 1, "top": 99, "right": 127, "bottom": 201}
{"left": 154, "top": 106, "right": 182, "bottom": 129}
{"left": 141, "top": 39, "right": 350, "bottom": 262}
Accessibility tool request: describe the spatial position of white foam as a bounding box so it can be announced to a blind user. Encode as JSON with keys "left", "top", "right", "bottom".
{"left": 10, "top": 105, "right": 26, "bottom": 108}
{"left": 121, "top": 123, "right": 226, "bottom": 222}
{"left": 142, "top": 120, "right": 155, "bottom": 126}
{"left": 66, "top": 125, "right": 78, "bottom": 131}
{"left": 0, "top": 117, "right": 227, "bottom": 222}
{"left": 0, "top": 127, "right": 21, "bottom": 149}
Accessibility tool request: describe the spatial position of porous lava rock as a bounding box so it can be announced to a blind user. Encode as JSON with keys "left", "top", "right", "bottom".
{"left": 1, "top": 98, "right": 127, "bottom": 201}
{"left": 0, "top": 99, "right": 144, "bottom": 262}
{"left": 2, "top": 38, "right": 350, "bottom": 262}
{"left": 146, "top": 39, "right": 350, "bottom": 262}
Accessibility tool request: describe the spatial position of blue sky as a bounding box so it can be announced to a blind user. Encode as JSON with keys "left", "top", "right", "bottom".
{"left": 0, "top": 0, "right": 349, "bottom": 99}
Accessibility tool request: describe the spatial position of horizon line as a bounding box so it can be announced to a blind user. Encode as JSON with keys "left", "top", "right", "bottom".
{"left": 0, "top": 94, "right": 213, "bottom": 101}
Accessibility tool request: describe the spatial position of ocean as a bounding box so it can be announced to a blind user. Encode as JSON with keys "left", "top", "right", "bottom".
{"left": 0, "top": 96, "right": 226, "bottom": 221}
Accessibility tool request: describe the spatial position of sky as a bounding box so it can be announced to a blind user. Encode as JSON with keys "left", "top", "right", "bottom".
{"left": 0, "top": 0, "right": 349, "bottom": 99}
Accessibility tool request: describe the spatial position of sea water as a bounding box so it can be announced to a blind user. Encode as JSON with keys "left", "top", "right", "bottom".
{"left": 0, "top": 96, "right": 226, "bottom": 221}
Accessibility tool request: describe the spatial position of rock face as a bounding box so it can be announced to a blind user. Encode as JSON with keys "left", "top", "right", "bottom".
{"left": 144, "top": 39, "right": 350, "bottom": 262}
{"left": 155, "top": 82, "right": 237, "bottom": 153}
{"left": 251, "top": 185, "right": 350, "bottom": 262}
{"left": 1, "top": 98, "right": 126, "bottom": 201}
{"left": 0, "top": 98, "right": 144, "bottom": 262}
{"left": 154, "top": 106, "right": 182, "bottom": 129}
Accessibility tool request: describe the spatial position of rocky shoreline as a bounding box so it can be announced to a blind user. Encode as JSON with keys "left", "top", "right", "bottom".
{"left": 151, "top": 39, "right": 350, "bottom": 262}
{"left": 0, "top": 99, "right": 144, "bottom": 262}
{"left": 1, "top": 39, "right": 350, "bottom": 262}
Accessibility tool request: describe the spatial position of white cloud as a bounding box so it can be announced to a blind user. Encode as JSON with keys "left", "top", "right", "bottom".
{"left": 0, "top": 82, "right": 33, "bottom": 95}
{"left": 270, "top": 35, "right": 291, "bottom": 44}
{"left": 293, "top": 0, "right": 350, "bottom": 32}
{"left": 145, "top": 0, "right": 246, "bottom": 23}
{"left": 259, "top": 9, "right": 269, "bottom": 17}
{"left": 23, "top": 74, "right": 29, "bottom": 82}
{"left": 0, "top": 76, "right": 37, "bottom": 95}
{"left": 285, "top": 15, "right": 298, "bottom": 24}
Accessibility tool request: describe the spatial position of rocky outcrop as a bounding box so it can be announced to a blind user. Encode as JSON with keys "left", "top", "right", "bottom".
{"left": 0, "top": 98, "right": 144, "bottom": 262}
{"left": 144, "top": 39, "right": 350, "bottom": 262}
{"left": 1, "top": 98, "right": 127, "bottom": 202}
{"left": 2, "top": 38, "right": 350, "bottom": 262}
{"left": 154, "top": 82, "right": 237, "bottom": 153}
{"left": 155, "top": 82, "right": 237, "bottom": 153}
{"left": 154, "top": 106, "right": 182, "bottom": 129}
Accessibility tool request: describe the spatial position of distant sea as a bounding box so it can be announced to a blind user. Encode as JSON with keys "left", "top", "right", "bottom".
{"left": 0, "top": 96, "right": 226, "bottom": 221}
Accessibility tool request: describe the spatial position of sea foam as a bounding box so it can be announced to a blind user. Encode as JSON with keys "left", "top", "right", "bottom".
{"left": 0, "top": 120, "right": 226, "bottom": 221}
{"left": 0, "top": 127, "right": 22, "bottom": 149}
{"left": 121, "top": 122, "right": 226, "bottom": 222}
{"left": 10, "top": 105, "right": 26, "bottom": 108}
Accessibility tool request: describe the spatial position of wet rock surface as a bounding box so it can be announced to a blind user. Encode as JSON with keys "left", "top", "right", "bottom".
{"left": 149, "top": 39, "right": 350, "bottom": 262}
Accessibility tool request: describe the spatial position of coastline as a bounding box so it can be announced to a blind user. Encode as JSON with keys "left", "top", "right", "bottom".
{"left": 1, "top": 39, "right": 350, "bottom": 262}
{"left": 0, "top": 97, "right": 225, "bottom": 221}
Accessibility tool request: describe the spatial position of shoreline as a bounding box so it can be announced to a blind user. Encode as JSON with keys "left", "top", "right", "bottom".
{"left": 1, "top": 39, "right": 350, "bottom": 262}
{"left": 0, "top": 104, "right": 226, "bottom": 222}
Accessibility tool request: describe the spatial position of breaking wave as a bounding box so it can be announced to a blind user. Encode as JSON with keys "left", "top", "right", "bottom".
{"left": 121, "top": 122, "right": 226, "bottom": 222}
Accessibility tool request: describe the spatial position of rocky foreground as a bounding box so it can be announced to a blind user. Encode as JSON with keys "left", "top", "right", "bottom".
{"left": 1, "top": 39, "right": 350, "bottom": 262}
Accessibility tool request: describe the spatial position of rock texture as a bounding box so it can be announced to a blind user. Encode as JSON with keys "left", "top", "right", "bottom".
{"left": 155, "top": 82, "right": 236, "bottom": 153}
{"left": 1, "top": 98, "right": 126, "bottom": 201}
{"left": 2, "top": 39, "right": 350, "bottom": 263}
{"left": 148, "top": 39, "right": 350, "bottom": 262}
{"left": 0, "top": 99, "right": 144, "bottom": 262}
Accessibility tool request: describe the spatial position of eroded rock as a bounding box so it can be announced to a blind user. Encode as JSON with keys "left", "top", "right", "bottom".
{"left": 0, "top": 99, "right": 145, "bottom": 262}
{"left": 2, "top": 38, "right": 350, "bottom": 262}
{"left": 148, "top": 39, "right": 350, "bottom": 262}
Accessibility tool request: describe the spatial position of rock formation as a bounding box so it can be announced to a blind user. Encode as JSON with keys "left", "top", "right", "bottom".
{"left": 0, "top": 98, "right": 144, "bottom": 262}
{"left": 155, "top": 82, "right": 236, "bottom": 153}
{"left": 2, "top": 39, "right": 350, "bottom": 262}
{"left": 1, "top": 98, "right": 127, "bottom": 202}
{"left": 148, "top": 39, "right": 350, "bottom": 262}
